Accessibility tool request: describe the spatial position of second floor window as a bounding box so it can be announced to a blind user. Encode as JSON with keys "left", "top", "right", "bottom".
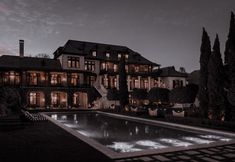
{"left": 67, "top": 57, "right": 80, "bottom": 68}
{"left": 85, "top": 61, "right": 95, "bottom": 71}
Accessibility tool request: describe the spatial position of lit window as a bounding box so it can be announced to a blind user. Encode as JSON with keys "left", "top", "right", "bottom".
{"left": 125, "top": 54, "right": 129, "bottom": 59}
{"left": 114, "top": 64, "right": 118, "bottom": 72}
{"left": 92, "top": 51, "right": 96, "bottom": 57}
{"left": 106, "top": 53, "right": 110, "bottom": 58}
{"left": 118, "top": 54, "right": 122, "bottom": 59}
{"left": 85, "top": 60, "right": 95, "bottom": 71}
{"left": 67, "top": 57, "right": 80, "bottom": 68}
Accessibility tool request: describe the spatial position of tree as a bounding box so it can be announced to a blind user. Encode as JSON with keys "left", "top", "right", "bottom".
{"left": 199, "top": 27, "right": 211, "bottom": 118}
{"left": 131, "top": 88, "right": 148, "bottom": 106}
{"left": 224, "top": 12, "right": 235, "bottom": 64}
{"left": 225, "top": 12, "right": 235, "bottom": 121}
{"left": 118, "top": 55, "right": 129, "bottom": 111}
{"left": 207, "top": 35, "right": 225, "bottom": 120}
{"left": 35, "top": 53, "right": 51, "bottom": 58}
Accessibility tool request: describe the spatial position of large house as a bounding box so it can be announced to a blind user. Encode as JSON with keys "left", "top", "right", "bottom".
{"left": 0, "top": 40, "right": 187, "bottom": 109}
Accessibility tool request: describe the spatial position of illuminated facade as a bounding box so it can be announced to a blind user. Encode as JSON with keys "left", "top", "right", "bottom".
{"left": 0, "top": 40, "right": 187, "bottom": 109}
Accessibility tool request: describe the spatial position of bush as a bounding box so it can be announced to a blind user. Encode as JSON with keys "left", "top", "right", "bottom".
{"left": 148, "top": 87, "right": 170, "bottom": 103}
{"left": 169, "top": 84, "right": 198, "bottom": 103}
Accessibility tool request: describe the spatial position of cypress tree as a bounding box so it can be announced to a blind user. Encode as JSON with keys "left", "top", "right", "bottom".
{"left": 226, "top": 38, "right": 235, "bottom": 120}
{"left": 224, "top": 12, "right": 235, "bottom": 121}
{"left": 118, "top": 55, "right": 129, "bottom": 111}
{"left": 199, "top": 28, "right": 211, "bottom": 118}
{"left": 225, "top": 12, "right": 235, "bottom": 64}
{"left": 207, "top": 35, "right": 225, "bottom": 120}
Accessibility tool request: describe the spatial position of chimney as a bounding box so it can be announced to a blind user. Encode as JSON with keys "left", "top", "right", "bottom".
{"left": 19, "top": 40, "right": 24, "bottom": 57}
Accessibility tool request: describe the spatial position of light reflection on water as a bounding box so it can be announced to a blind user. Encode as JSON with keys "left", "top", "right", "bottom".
{"left": 50, "top": 112, "right": 233, "bottom": 153}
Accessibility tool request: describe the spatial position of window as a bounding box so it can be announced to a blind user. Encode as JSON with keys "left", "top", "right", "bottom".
{"left": 173, "top": 80, "right": 184, "bottom": 88}
{"left": 101, "top": 62, "right": 106, "bottom": 70}
{"left": 134, "top": 78, "right": 139, "bottom": 88}
{"left": 114, "top": 64, "right": 118, "bottom": 72}
{"left": 30, "top": 92, "right": 37, "bottom": 105}
{"left": 85, "top": 60, "right": 95, "bottom": 71}
{"left": 144, "top": 79, "right": 148, "bottom": 89}
{"left": 29, "top": 73, "right": 38, "bottom": 85}
{"left": 92, "top": 51, "right": 96, "bottom": 57}
{"left": 3, "top": 71, "right": 20, "bottom": 85}
{"left": 67, "top": 57, "right": 80, "bottom": 68}
{"left": 71, "top": 74, "right": 79, "bottom": 86}
{"left": 118, "top": 54, "right": 122, "bottom": 59}
{"left": 106, "top": 53, "right": 110, "bottom": 58}
{"left": 125, "top": 54, "right": 129, "bottom": 59}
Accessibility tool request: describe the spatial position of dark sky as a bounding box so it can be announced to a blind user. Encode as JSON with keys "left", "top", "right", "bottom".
{"left": 0, "top": 0, "right": 235, "bottom": 72}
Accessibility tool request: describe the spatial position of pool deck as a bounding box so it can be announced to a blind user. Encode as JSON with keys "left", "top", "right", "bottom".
{"left": 0, "top": 113, "right": 235, "bottom": 162}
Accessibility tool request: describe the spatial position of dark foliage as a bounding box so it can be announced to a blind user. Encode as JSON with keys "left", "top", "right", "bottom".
{"left": 199, "top": 27, "right": 211, "bottom": 118}
{"left": 169, "top": 84, "right": 199, "bottom": 103}
{"left": 131, "top": 88, "right": 148, "bottom": 100}
{"left": 107, "top": 88, "right": 119, "bottom": 100}
{"left": 224, "top": 12, "right": 235, "bottom": 121}
{"left": 148, "top": 87, "right": 170, "bottom": 103}
{"left": 118, "top": 56, "right": 129, "bottom": 110}
{"left": 207, "top": 35, "right": 225, "bottom": 120}
{"left": 224, "top": 12, "right": 235, "bottom": 64}
{"left": 0, "top": 87, "right": 21, "bottom": 112}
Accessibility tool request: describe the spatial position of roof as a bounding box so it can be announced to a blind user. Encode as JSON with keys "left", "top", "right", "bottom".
{"left": 54, "top": 40, "right": 159, "bottom": 66}
{"left": 153, "top": 66, "right": 188, "bottom": 77}
{"left": 0, "top": 55, "right": 62, "bottom": 70}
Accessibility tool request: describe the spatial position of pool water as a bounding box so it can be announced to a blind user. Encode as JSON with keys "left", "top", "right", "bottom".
{"left": 49, "top": 112, "right": 233, "bottom": 153}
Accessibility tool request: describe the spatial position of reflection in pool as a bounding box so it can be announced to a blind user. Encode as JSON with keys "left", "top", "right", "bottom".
{"left": 49, "top": 112, "right": 233, "bottom": 153}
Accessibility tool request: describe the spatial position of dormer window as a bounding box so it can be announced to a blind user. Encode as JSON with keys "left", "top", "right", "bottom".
{"left": 118, "top": 54, "right": 121, "bottom": 59}
{"left": 92, "top": 51, "right": 96, "bottom": 57}
{"left": 106, "top": 53, "right": 110, "bottom": 58}
{"left": 125, "top": 54, "right": 129, "bottom": 59}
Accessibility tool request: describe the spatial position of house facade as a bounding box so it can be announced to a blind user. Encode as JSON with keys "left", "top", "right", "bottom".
{"left": 0, "top": 40, "right": 187, "bottom": 109}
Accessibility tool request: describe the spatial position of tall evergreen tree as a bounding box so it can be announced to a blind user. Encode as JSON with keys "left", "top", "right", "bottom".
{"left": 226, "top": 37, "right": 235, "bottom": 121}
{"left": 118, "top": 55, "right": 129, "bottom": 111}
{"left": 199, "top": 28, "right": 211, "bottom": 118}
{"left": 225, "top": 12, "right": 235, "bottom": 64}
{"left": 207, "top": 35, "right": 225, "bottom": 120}
{"left": 224, "top": 12, "right": 235, "bottom": 121}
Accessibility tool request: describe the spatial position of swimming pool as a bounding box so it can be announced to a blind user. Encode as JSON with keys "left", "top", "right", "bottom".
{"left": 43, "top": 111, "right": 235, "bottom": 159}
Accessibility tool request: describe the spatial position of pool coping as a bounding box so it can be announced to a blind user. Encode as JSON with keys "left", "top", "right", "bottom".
{"left": 41, "top": 111, "right": 235, "bottom": 160}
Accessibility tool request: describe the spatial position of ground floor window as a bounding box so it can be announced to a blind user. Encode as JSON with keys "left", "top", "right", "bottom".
{"left": 28, "top": 92, "right": 45, "bottom": 108}
{"left": 51, "top": 92, "right": 67, "bottom": 108}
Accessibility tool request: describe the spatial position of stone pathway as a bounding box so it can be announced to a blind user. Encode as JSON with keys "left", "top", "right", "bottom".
{"left": 114, "top": 144, "right": 235, "bottom": 162}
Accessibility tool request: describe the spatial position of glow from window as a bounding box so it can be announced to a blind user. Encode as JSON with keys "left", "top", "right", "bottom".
{"left": 51, "top": 114, "right": 57, "bottom": 120}
{"left": 107, "top": 142, "right": 142, "bottom": 153}
{"left": 183, "top": 137, "right": 214, "bottom": 144}
{"left": 160, "top": 138, "right": 193, "bottom": 147}
{"left": 136, "top": 140, "right": 167, "bottom": 149}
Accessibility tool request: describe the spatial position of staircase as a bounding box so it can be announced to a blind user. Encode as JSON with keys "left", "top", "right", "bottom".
{"left": 93, "top": 79, "right": 109, "bottom": 109}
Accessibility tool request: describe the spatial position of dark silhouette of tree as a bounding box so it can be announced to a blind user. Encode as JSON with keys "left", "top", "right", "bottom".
{"left": 35, "top": 53, "right": 51, "bottom": 58}
{"left": 118, "top": 55, "right": 129, "bottom": 111}
{"left": 199, "top": 28, "right": 211, "bottom": 118}
{"left": 225, "top": 12, "right": 235, "bottom": 65}
{"left": 207, "top": 35, "right": 225, "bottom": 120}
{"left": 225, "top": 12, "right": 235, "bottom": 121}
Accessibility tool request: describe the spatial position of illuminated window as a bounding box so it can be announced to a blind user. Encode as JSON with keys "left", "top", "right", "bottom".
{"left": 118, "top": 54, "right": 122, "bottom": 59}
{"left": 106, "top": 53, "right": 110, "bottom": 58}
{"left": 134, "top": 78, "right": 139, "bottom": 88}
{"left": 30, "top": 92, "right": 37, "bottom": 105}
{"left": 125, "top": 54, "right": 129, "bottom": 59}
{"left": 92, "top": 51, "right": 96, "bottom": 57}
{"left": 144, "top": 79, "right": 148, "bottom": 89}
{"left": 85, "top": 60, "right": 95, "bottom": 71}
{"left": 114, "top": 64, "right": 118, "bottom": 72}
{"left": 67, "top": 57, "right": 80, "bottom": 68}
{"left": 71, "top": 74, "right": 79, "bottom": 86}
{"left": 101, "top": 62, "right": 106, "bottom": 70}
